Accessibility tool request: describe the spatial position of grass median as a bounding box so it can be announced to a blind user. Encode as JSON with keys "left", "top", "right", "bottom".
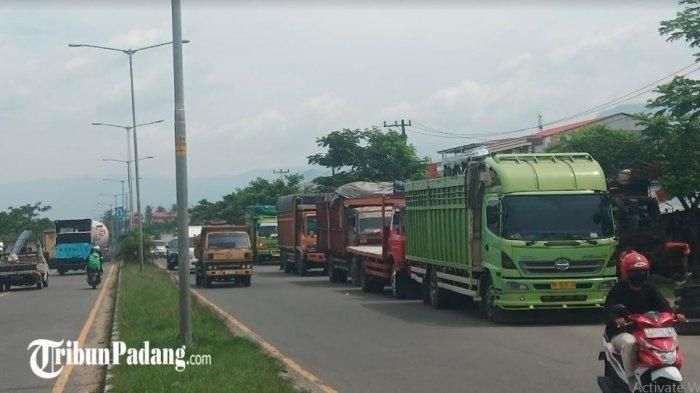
{"left": 113, "top": 261, "right": 297, "bottom": 393}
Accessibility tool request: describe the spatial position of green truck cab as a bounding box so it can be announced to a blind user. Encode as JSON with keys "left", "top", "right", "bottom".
{"left": 406, "top": 152, "right": 618, "bottom": 321}
{"left": 245, "top": 205, "right": 280, "bottom": 264}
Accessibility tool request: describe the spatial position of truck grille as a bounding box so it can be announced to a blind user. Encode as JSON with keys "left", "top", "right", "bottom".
{"left": 521, "top": 259, "right": 604, "bottom": 274}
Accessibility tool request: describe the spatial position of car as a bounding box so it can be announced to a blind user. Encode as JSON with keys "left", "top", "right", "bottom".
{"left": 166, "top": 238, "right": 196, "bottom": 273}
{"left": 151, "top": 240, "right": 168, "bottom": 257}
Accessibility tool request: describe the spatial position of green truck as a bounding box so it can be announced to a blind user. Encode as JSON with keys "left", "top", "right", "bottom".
{"left": 406, "top": 152, "right": 618, "bottom": 321}
{"left": 245, "top": 205, "right": 280, "bottom": 264}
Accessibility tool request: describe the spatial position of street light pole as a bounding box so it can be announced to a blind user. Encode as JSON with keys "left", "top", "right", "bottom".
{"left": 71, "top": 40, "right": 188, "bottom": 269}
{"left": 100, "top": 193, "right": 120, "bottom": 242}
{"left": 172, "top": 0, "right": 192, "bottom": 345}
{"left": 103, "top": 179, "right": 127, "bottom": 233}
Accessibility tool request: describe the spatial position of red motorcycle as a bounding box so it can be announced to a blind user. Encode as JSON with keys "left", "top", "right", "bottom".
{"left": 598, "top": 310, "right": 695, "bottom": 392}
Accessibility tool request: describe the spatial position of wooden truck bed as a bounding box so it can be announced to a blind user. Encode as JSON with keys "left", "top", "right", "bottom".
{"left": 346, "top": 245, "right": 383, "bottom": 259}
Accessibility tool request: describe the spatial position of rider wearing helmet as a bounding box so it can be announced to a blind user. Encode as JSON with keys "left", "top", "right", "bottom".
{"left": 604, "top": 251, "right": 686, "bottom": 391}
{"left": 87, "top": 246, "right": 103, "bottom": 275}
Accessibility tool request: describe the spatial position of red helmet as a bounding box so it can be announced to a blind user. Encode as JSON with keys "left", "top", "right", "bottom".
{"left": 620, "top": 251, "right": 651, "bottom": 280}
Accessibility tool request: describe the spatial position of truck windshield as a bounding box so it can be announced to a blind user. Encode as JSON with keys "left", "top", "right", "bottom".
{"left": 502, "top": 194, "right": 613, "bottom": 241}
{"left": 305, "top": 216, "right": 317, "bottom": 234}
{"left": 358, "top": 216, "right": 384, "bottom": 235}
{"left": 208, "top": 232, "right": 250, "bottom": 249}
{"left": 258, "top": 225, "right": 278, "bottom": 237}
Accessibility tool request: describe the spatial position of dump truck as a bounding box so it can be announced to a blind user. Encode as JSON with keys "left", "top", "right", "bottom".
{"left": 317, "top": 182, "right": 396, "bottom": 285}
{"left": 194, "top": 224, "right": 253, "bottom": 287}
{"left": 405, "top": 152, "right": 618, "bottom": 321}
{"left": 0, "top": 231, "right": 49, "bottom": 291}
{"left": 277, "top": 194, "right": 325, "bottom": 275}
{"left": 245, "top": 205, "right": 280, "bottom": 264}
{"left": 54, "top": 219, "right": 94, "bottom": 275}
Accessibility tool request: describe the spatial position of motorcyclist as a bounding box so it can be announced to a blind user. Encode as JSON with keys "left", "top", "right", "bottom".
{"left": 604, "top": 251, "right": 687, "bottom": 391}
{"left": 86, "top": 246, "right": 103, "bottom": 277}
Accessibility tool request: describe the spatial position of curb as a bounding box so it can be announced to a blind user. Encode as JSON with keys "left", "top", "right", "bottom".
{"left": 102, "top": 261, "right": 122, "bottom": 393}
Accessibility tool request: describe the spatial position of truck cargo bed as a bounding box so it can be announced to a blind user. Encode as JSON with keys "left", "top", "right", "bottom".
{"left": 346, "top": 245, "right": 383, "bottom": 258}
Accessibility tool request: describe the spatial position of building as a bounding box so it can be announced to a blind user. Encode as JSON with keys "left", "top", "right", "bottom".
{"left": 437, "top": 112, "right": 641, "bottom": 159}
{"left": 152, "top": 211, "right": 177, "bottom": 224}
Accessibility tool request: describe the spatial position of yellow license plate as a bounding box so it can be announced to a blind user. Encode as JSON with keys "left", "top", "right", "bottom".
{"left": 551, "top": 281, "right": 576, "bottom": 290}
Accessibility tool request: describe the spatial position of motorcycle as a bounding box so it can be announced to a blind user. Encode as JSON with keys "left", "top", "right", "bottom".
{"left": 598, "top": 307, "right": 696, "bottom": 393}
{"left": 86, "top": 269, "right": 101, "bottom": 289}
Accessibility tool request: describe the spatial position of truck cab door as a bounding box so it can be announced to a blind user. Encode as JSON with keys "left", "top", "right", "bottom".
{"left": 482, "top": 199, "right": 502, "bottom": 269}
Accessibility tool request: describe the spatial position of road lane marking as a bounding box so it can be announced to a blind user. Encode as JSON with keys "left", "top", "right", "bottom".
{"left": 51, "top": 264, "right": 115, "bottom": 393}
{"left": 189, "top": 287, "right": 339, "bottom": 393}
{"left": 156, "top": 262, "right": 337, "bottom": 393}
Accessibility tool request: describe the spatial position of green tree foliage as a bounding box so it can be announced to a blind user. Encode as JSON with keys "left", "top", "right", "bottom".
{"left": 190, "top": 174, "right": 303, "bottom": 225}
{"left": 546, "top": 125, "right": 648, "bottom": 176}
{"left": 0, "top": 203, "right": 53, "bottom": 242}
{"left": 308, "top": 127, "right": 427, "bottom": 188}
{"left": 144, "top": 205, "right": 154, "bottom": 225}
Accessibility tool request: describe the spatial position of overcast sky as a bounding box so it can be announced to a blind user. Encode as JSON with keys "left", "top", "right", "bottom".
{"left": 0, "top": 1, "right": 693, "bottom": 188}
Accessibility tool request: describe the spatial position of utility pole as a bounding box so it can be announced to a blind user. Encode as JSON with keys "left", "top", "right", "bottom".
{"left": 537, "top": 113, "right": 543, "bottom": 131}
{"left": 172, "top": 0, "right": 192, "bottom": 346}
{"left": 383, "top": 119, "right": 411, "bottom": 141}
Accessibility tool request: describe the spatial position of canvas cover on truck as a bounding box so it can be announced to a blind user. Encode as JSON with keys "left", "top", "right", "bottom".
{"left": 277, "top": 194, "right": 325, "bottom": 213}
{"left": 330, "top": 182, "right": 395, "bottom": 204}
{"left": 245, "top": 205, "right": 277, "bottom": 217}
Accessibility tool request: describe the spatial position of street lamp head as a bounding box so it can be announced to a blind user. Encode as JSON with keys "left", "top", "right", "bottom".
{"left": 92, "top": 122, "right": 101, "bottom": 126}
{"left": 68, "top": 44, "right": 83, "bottom": 47}
{"left": 182, "top": 40, "right": 190, "bottom": 44}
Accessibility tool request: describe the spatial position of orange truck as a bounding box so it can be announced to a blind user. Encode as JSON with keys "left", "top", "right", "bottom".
{"left": 193, "top": 224, "right": 253, "bottom": 287}
{"left": 277, "top": 194, "right": 326, "bottom": 276}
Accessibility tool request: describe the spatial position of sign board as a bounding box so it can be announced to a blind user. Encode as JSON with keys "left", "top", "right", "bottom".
{"left": 115, "top": 206, "right": 125, "bottom": 218}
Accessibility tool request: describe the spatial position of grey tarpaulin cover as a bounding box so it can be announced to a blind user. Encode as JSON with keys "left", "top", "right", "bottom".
{"left": 331, "top": 182, "right": 395, "bottom": 204}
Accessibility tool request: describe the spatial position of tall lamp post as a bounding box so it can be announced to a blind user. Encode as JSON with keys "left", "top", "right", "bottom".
{"left": 100, "top": 194, "right": 120, "bottom": 242}
{"left": 93, "top": 120, "right": 163, "bottom": 228}
{"left": 70, "top": 39, "right": 188, "bottom": 270}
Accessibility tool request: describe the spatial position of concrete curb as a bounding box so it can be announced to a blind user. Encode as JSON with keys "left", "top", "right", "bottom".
{"left": 102, "top": 261, "right": 122, "bottom": 393}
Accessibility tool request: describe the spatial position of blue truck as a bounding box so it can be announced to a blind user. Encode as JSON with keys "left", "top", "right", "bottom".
{"left": 53, "top": 219, "right": 93, "bottom": 275}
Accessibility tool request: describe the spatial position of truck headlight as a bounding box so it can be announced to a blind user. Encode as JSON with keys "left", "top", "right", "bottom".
{"left": 505, "top": 281, "right": 529, "bottom": 292}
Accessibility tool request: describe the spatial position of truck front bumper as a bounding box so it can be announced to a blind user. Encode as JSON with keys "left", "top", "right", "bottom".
{"left": 205, "top": 268, "right": 252, "bottom": 277}
{"left": 494, "top": 277, "right": 616, "bottom": 310}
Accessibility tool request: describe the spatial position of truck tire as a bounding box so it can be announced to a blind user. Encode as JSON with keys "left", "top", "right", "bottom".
{"left": 204, "top": 276, "right": 212, "bottom": 288}
{"left": 58, "top": 268, "right": 65, "bottom": 276}
{"left": 479, "top": 274, "right": 507, "bottom": 323}
{"left": 240, "top": 276, "right": 251, "bottom": 287}
{"left": 360, "top": 260, "right": 382, "bottom": 293}
{"left": 296, "top": 253, "right": 307, "bottom": 277}
{"left": 42, "top": 273, "right": 49, "bottom": 288}
{"left": 428, "top": 267, "right": 446, "bottom": 309}
{"left": 391, "top": 264, "right": 407, "bottom": 299}
{"left": 36, "top": 276, "right": 43, "bottom": 290}
{"left": 0, "top": 284, "right": 5, "bottom": 292}
{"left": 350, "top": 257, "right": 361, "bottom": 286}
{"left": 328, "top": 260, "right": 339, "bottom": 283}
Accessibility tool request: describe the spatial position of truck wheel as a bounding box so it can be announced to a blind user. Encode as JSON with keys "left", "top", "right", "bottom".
{"left": 360, "top": 260, "right": 382, "bottom": 293}
{"left": 43, "top": 273, "right": 49, "bottom": 288}
{"left": 0, "top": 284, "right": 5, "bottom": 292}
{"left": 296, "top": 254, "right": 307, "bottom": 277}
{"left": 428, "top": 268, "right": 445, "bottom": 309}
{"left": 240, "top": 276, "right": 251, "bottom": 287}
{"left": 58, "top": 268, "right": 65, "bottom": 276}
{"left": 479, "top": 274, "right": 507, "bottom": 323}
{"left": 350, "top": 257, "right": 361, "bottom": 287}
{"left": 36, "top": 277, "right": 43, "bottom": 290}
{"left": 328, "top": 260, "right": 338, "bottom": 283}
{"left": 391, "top": 264, "right": 407, "bottom": 299}
{"left": 204, "top": 276, "right": 212, "bottom": 288}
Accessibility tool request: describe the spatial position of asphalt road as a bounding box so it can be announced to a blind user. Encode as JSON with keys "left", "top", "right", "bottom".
{"left": 0, "top": 263, "right": 108, "bottom": 393}
{"left": 169, "top": 264, "right": 700, "bottom": 393}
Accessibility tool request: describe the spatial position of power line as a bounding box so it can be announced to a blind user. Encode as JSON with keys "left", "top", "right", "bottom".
{"left": 411, "top": 62, "right": 700, "bottom": 139}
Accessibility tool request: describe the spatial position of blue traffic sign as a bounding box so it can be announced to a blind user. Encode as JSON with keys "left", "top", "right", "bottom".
{"left": 115, "top": 206, "right": 125, "bottom": 218}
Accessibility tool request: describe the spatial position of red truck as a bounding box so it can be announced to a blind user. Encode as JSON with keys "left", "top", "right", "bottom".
{"left": 277, "top": 194, "right": 326, "bottom": 276}
{"left": 343, "top": 195, "right": 418, "bottom": 298}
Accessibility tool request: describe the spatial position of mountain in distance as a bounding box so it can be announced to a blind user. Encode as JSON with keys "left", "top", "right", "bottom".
{"left": 0, "top": 166, "right": 329, "bottom": 219}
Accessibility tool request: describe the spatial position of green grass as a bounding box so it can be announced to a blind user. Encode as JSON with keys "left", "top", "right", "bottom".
{"left": 113, "top": 262, "right": 297, "bottom": 393}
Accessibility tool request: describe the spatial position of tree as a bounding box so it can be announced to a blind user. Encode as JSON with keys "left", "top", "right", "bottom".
{"left": 189, "top": 174, "right": 303, "bottom": 225}
{"left": 144, "top": 205, "right": 154, "bottom": 225}
{"left": 0, "top": 203, "right": 53, "bottom": 242}
{"left": 546, "top": 125, "right": 647, "bottom": 177}
{"left": 308, "top": 127, "right": 427, "bottom": 188}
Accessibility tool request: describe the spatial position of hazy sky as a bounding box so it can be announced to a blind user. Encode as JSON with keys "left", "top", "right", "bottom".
{"left": 0, "top": 1, "right": 693, "bottom": 186}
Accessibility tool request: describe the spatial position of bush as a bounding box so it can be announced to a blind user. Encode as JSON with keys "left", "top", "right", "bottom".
{"left": 117, "top": 230, "right": 153, "bottom": 263}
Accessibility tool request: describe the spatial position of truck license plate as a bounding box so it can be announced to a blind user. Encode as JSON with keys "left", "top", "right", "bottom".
{"left": 644, "top": 328, "right": 676, "bottom": 338}
{"left": 551, "top": 281, "right": 576, "bottom": 290}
